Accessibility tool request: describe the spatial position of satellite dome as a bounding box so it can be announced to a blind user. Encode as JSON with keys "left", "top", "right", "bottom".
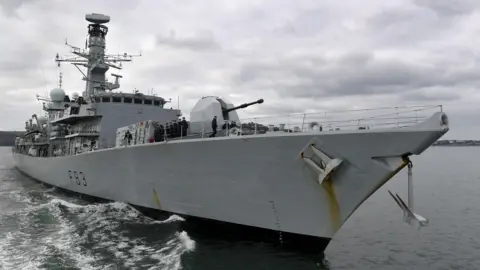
{"left": 50, "top": 88, "right": 65, "bottom": 102}
{"left": 72, "top": 92, "right": 80, "bottom": 100}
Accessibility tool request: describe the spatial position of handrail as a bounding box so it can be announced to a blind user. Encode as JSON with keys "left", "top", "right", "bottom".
{"left": 235, "top": 104, "right": 442, "bottom": 133}
{"left": 116, "top": 104, "right": 443, "bottom": 146}
{"left": 239, "top": 105, "right": 440, "bottom": 121}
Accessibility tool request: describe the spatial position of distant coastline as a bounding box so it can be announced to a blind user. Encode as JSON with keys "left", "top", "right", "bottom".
{"left": 0, "top": 131, "right": 22, "bottom": 146}
{"left": 433, "top": 140, "right": 480, "bottom": 146}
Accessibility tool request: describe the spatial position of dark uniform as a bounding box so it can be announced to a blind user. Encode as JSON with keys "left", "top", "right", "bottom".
{"left": 181, "top": 117, "right": 188, "bottom": 136}
{"left": 172, "top": 121, "right": 179, "bottom": 138}
{"left": 154, "top": 125, "right": 164, "bottom": 142}
{"left": 210, "top": 116, "right": 217, "bottom": 137}
{"left": 165, "top": 123, "right": 170, "bottom": 138}
{"left": 124, "top": 130, "right": 133, "bottom": 145}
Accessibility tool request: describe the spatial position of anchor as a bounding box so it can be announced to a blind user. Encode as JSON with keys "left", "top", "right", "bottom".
{"left": 388, "top": 157, "right": 428, "bottom": 230}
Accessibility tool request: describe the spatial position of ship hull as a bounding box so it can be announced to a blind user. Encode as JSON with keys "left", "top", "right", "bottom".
{"left": 14, "top": 168, "right": 332, "bottom": 252}
{"left": 12, "top": 114, "right": 448, "bottom": 250}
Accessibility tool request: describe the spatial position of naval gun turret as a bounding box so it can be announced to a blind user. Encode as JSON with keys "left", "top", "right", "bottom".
{"left": 222, "top": 99, "right": 264, "bottom": 113}
{"left": 189, "top": 96, "right": 264, "bottom": 135}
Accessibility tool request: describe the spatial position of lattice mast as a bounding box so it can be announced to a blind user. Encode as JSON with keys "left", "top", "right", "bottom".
{"left": 54, "top": 13, "right": 141, "bottom": 100}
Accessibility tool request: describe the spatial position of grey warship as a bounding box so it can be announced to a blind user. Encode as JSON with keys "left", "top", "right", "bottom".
{"left": 12, "top": 13, "right": 450, "bottom": 251}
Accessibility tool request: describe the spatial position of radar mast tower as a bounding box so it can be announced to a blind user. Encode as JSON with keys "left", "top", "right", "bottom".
{"left": 54, "top": 13, "right": 141, "bottom": 100}
{"left": 58, "top": 72, "right": 63, "bottom": 89}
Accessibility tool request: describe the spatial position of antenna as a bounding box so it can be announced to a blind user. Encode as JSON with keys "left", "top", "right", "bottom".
{"left": 40, "top": 63, "right": 48, "bottom": 96}
{"left": 54, "top": 13, "right": 143, "bottom": 97}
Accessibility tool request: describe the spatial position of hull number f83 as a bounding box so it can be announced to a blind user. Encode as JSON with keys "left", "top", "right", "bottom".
{"left": 68, "top": 170, "right": 87, "bottom": 186}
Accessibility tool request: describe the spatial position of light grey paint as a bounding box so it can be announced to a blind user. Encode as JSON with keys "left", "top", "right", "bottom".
{"left": 13, "top": 112, "right": 448, "bottom": 240}
{"left": 94, "top": 102, "right": 180, "bottom": 146}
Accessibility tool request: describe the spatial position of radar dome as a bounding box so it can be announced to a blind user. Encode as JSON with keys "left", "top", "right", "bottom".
{"left": 37, "top": 116, "right": 47, "bottom": 125}
{"left": 50, "top": 88, "right": 65, "bottom": 102}
{"left": 71, "top": 92, "right": 80, "bottom": 100}
{"left": 86, "top": 13, "right": 110, "bottom": 24}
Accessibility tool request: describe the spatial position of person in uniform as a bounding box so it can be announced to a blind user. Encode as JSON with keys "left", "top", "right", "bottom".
{"left": 165, "top": 123, "right": 171, "bottom": 138}
{"left": 210, "top": 116, "right": 217, "bottom": 137}
{"left": 154, "top": 125, "right": 164, "bottom": 142}
{"left": 181, "top": 117, "right": 188, "bottom": 136}
{"left": 172, "top": 120, "right": 179, "bottom": 138}
{"left": 124, "top": 130, "right": 133, "bottom": 146}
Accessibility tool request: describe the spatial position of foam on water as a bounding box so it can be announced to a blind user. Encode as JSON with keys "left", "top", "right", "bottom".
{"left": 0, "top": 188, "right": 194, "bottom": 270}
{"left": 4, "top": 147, "right": 480, "bottom": 269}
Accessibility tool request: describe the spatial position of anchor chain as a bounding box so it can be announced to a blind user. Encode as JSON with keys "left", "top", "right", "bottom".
{"left": 403, "top": 155, "right": 413, "bottom": 169}
{"left": 389, "top": 155, "right": 428, "bottom": 229}
{"left": 407, "top": 158, "right": 413, "bottom": 169}
{"left": 402, "top": 155, "right": 414, "bottom": 210}
{"left": 407, "top": 157, "right": 413, "bottom": 211}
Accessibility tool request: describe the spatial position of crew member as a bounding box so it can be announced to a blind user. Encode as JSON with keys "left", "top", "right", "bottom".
{"left": 165, "top": 123, "right": 171, "bottom": 138}
{"left": 181, "top": 117, "right": 188, "bottom": 136}
{"left": 178, "top": 118, "right": 183, "bottom": 136}
{"left": 154, "top": 125, "right": 164, "bottom": 142}
{"left": 210, "top": 116, "right": 217, "bottom": 137}
{"left": 124, "top": 130, "right": 133, "bottom": 146}
{"left": 173, "top": 120, "right": 179, "bottom": 138}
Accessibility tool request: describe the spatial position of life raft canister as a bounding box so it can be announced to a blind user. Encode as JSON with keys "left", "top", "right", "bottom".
{"left": 229, "top": 127, "right": 241, "bottom": 136}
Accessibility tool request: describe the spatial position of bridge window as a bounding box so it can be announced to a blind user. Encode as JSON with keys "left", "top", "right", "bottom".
{"left": 144, "top": 99, "right": 152, "bottom": 105}
{"left": 102, "top": 97, "right": 110, "bottom": 102}
{"left": 112, "top": 96, "right": 122, "bottom": 103}
{"left": 124, "top": 97, "right": 132, "bottom": 103}
{"left": 134, "top": 98, "right": 142, "bottom": 104}
{"left": 95, "top": 97, "right": 101, "bottom": 102}
{"left": 154, "top": 100, "right": 160, "bottom": 106}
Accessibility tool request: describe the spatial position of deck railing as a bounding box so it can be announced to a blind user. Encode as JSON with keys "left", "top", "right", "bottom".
{"left": 114, "top": 104, "right": 444, "bottom": 147}
{"left": 237, "top": 105, "right": 443, "bottom": 133}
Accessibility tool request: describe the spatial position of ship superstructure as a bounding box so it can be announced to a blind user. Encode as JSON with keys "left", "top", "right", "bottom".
{"left": 17, "top": 13, "right": 179, "bottom": 156}
{"left": 12, "top": 13, "right": 449, "bottom": 252}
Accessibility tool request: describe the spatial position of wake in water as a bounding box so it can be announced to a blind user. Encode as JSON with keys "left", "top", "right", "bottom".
{"left": 0, "top": 186, "right": 195, "bottom": 270}
{"left": 0, "top": 152, "right": 330, "bottom": 270}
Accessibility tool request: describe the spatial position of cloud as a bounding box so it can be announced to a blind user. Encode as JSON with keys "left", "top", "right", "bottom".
{"left": 156, "top": 30, "right": 221, "bottom": 51}
{"left": 400, "top": 88, "right": 461, "bottom": 102}
{"left": 233, "top": 50, "right": 480, "bottom": 102}
{"left": 0, "top": 0, "right": 35, "bottom": 16}
{"left": 413, "top": 0, "right": 479, "bottom": 17}
{"left": 0, "top": 0, "right": 479, "bottom": 139}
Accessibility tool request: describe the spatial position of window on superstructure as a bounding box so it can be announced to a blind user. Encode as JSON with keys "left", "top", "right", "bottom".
{"left": 144, "top": 99, "right": 152, "bottom": 105}
{"left": 102, "top": 97, "right": 110, "bottom": 102}
{"left": 134, "top": 98, "right": 142, "bottom": 104}
{"left": 154, "top": 100, "right": 160, "bottom": 106}
{"left": 95, "top": 97, "right": 101, "bottom": 103}
{"left": 124, "top": 97, "right": 132, "bottom": 103}
{"left": 112, "top": 96, "right": 122, "bottom": 103}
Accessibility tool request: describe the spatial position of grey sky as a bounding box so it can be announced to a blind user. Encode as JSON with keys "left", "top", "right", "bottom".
{"left": 1, "top": 0, "right": 479, "bottom": 139}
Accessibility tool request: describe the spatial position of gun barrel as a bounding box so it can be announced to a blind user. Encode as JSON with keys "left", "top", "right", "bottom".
{"left": 223, "top": 99, "right": 264, "bottom": 113}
